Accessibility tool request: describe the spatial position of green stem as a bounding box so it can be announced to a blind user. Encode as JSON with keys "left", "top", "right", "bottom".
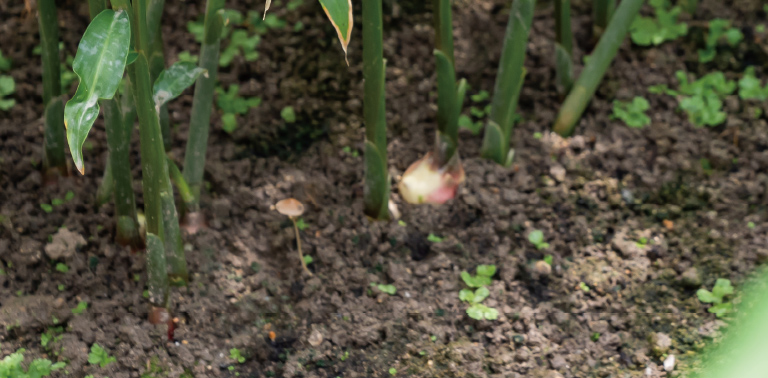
{"left": 96, "top": 155, "right": 114, "bottom": 207}
{"left": 103, "top": 97, "right": 142, "bottom": 248}
{"left": 432, "top": 0, "right": 458, "bottom": 167}
{"left": 89, "top": 0, "right": 142, "bottom": 249}
{"left": 593, "top": 0, "right": 616, "bottom": 35}
{"left": 146, "top": 0, "right": 171, "bottom": 151}
{"left": 38, "top": 0, "right": 67, "bottom": 176}
{"left": 362, "top": 0, "right": 389, "bottom": 220}
{"left": 167, "top": 156, "right": 196, "bottom": 213}
{"left": 553, "top": 0, "right": 644, "bottom": 137}
{"left": 555, "top": 0, "right": 574, "bottom": 94}
{"left": 182, "top": 0, "right": 224, "bottom": 212}
{"left": 481, "top": 0, "right": 534, "bottom": 166}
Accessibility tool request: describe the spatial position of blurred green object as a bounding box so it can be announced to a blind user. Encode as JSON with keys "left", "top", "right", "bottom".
{"left": 690, "top": 266, "right": 768, "bottom": 378}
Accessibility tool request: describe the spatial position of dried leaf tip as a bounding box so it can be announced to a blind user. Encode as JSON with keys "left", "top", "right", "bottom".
{"left": 275, "top": 198, "right": 305, "bottom": 217}
{"left": 263, "top": 0, "right": 272, "bottom": 20}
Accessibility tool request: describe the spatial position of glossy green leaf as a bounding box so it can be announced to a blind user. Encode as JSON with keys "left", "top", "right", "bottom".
{"left": 476, "top": 265, "right": 497, "bottom": 278}
{"left": 64, "top": 9, "right": 130, "bottom": 174}
{"left": 318, "top": 0, "right": 353, "bottom": 64}
{"left": 152, "top": 62, "right": 207, "bottom": 109}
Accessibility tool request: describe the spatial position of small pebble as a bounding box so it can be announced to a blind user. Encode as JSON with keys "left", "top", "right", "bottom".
{"left": 663, "top": 354, "right": 675, "bottom": 372}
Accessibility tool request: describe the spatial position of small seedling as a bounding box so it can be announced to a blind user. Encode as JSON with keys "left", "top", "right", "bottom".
{"left": 71, "top": 301, "right": 87, "bottom": 315}
{"left": 216, "top": 84, "right": 262, "bottom": 133}
{"left": 41, "top": 327, "right": 64, "bottom": 348}
{"left": 64, "top": 191, "right": 75, "bottom": 201}
{"left": 0, "top": 75, "right": 15, "bottom": 111}
{"left": 55, "top": 263, "right": 69, "bottom": 273}
{"left": 0, "top": 349, "right": 65, "bottom": 377}
{"left": 697, "top": 278, "right": 734, "bottom": 317}
{"left": 389, "top": 367, "right": 397, "bottom": 376}
{"left": 0, "top": 50, "right": 10, "bottom": 71}
{"left": 698, "top": 19, "right": 743, "bottom": 63}
{"left": 303, "top": 255, "right": 313, "bottom": 265}
{"left": 543, "top": 255, "right": 553, "bottom": 266}
{"left": 88, "top": 344, "right": 116, "bottom": 368}
{"left": 275, "top": 198, "right": 312, "bottom": 276}
{"left": 612, "top": 97, "right": 651, "bottom": 128}
{"left": 591, "top": 332, "right": 601, "bottom": 342}
{"left": 230, "top": 348, "right": 246, "bottom": 363}
{"left": 340, "top": 350, "right": 349, "bottom": 361}
{"left": 738, "top": 67, "right": 768, "bottom": 101}
{"left": 533, "top": 132, "right": 543, "bottom": 139}
{"left": 459, "top": 286, "right": 490, "bottom": 304}
{"left": 397, "top": 220, "right": 406, "bottom": 227}
{"left": 653, "top": 71, "right": 736, "bottom": 127}
{"left": 295, "top": 218, "right": 308, "bottom": 231}
{"left": 372, "top": 283, "right": 397, "bottom": 295}
{"left": 579, "top": 282, "right": 591, "bottom": 292}
{"left": 40, "top": 203, "right": 53, "bottom": 213}
{"left": 281, "top": 106, "right": 296, "bottom": 123}
{"left": 461, "top": 265, "right": 496, "bottom": 288}
{"left": 636, "top": 237, "right": 648, "bottom": 248}
{"left": 427, "top": 233, "right": 444, "bottom": 243}
{"left": 57, "top": 284, "right": 65, "bottom": 291}
{"left": 630, "top": 0, "right": 688, "bottom": 46}
{"left": 527, "top": 230, "right": 550, "bottom": 250}
{"left": 466, "top": 304, "right": 499, "bottom": 320}
{"left": 748, "top": 221, "right": 755, "bottom": 229}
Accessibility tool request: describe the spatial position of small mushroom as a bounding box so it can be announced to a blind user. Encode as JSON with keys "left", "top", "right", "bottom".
{"left": 275, "top": 198, "right": 312, "bottom": 276}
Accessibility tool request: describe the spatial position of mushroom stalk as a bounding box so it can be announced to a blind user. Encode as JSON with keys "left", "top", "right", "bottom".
{"left": 291, "top": 217, "right": 312, "bottom": 276}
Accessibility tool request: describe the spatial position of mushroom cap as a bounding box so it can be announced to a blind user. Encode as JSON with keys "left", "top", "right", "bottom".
{"left": 275, "top": 198, "right": 305, "bottom": 217}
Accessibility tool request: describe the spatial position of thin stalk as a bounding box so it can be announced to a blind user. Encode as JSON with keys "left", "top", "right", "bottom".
{"left": 292, "top": 218, "right": 312, "bottom": 276}
{"left": 103, "top": 97, "right": 143, "bottom": 248}
{"left": 167, "top": 157, "right": 196, "bottom": 216}
{"left": 89, "top": 0, "right": 142, "bottom": 249}
{"left": 481, "top": 0, "right": 534, "bottom": 166}
{"left": 38, "top": 0, "right": 67, "bottom": 178}
{"left": 146, "top": 0, "right": 171, "bottom": 151}
{"left": 593, "top": 0, "right": 616, "bottom": 36}
{"left": 96, "top": 156, "right": 114, "bottom": 207}
{"left": 553, "top": 0, "right": 644, "bottom": 137}
{"left": 362, "top": 0, "right": 389, "bottom": 220}
{"left": 433, "top": 0, "right": 457, "bottom": 167}
{"left": 555, "top": 0, "right": 574, "bottom": 94}
{"left": 182, "top": 0, "right": 224, "bottom": 215}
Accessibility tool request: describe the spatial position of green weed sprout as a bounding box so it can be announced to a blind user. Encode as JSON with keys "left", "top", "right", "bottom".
{"left": 697, "top": 278, "right": 734, "bottom": 318}
{"left": 0, "top": 349, "right": 65, "bottom": 377}
{"left": 215, "top": 84, "right": 262, "bottom": 134}
{"left": 671, "top": 71, "right": 735, "bottom": 127}
{"left": 459, "top": 265, "right": 498, "bottom": 320}
{"left": 230, "top": 348, "right": 246, "bottom": 363}
{"left": 371, "top": 283, "right": 397, "bottom": 295}
{"left": 698, "top": 19, "right": 743, "bottom": 63}
{"left": 527, "top": 230, "right": 550, "bottom": 250}
{"left": 399, "top": 0, "right": 466, "bottom": 205}
{"left": 38, "top": 0, "right": 68, "bottom": 181}
{"left": 687, "top": 267, "right": 768, "bottom": 378}
{"left": 481, "top": 0, "right": 534, "bottom": 166}
{"left": 629, "top": 0, "right": 688, "bottom": 46}
{"left": 87, "top": 343, "right": 116, "bottom": 368}
{"left": 553, "top": 0, "right": 644, "bottom": 136}
{"left": 0, "top": 75, "right": 14, "bottom": 111}
{"left": 276, "top": 198, "right": 312, "bottom": 276}
{"left": 612, "top": 97, "right": 651, "bottom": 128}
{"left": 739, "top": 67, "right": 768, "bottom": 101}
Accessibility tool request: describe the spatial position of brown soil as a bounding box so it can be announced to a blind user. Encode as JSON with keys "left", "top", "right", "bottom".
{"left": 1, "top": 0, "right": 768, "bottom": 377}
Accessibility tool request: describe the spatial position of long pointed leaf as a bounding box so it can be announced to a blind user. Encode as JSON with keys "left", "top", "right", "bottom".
{"left": 152, "top": 62, "right": 207, "bottom": 109}
{"left": 64, "top": 9, "right": 131, "bottom": 174}
{"left": 318, "top": 0, "right": 353, "bottom": 64}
